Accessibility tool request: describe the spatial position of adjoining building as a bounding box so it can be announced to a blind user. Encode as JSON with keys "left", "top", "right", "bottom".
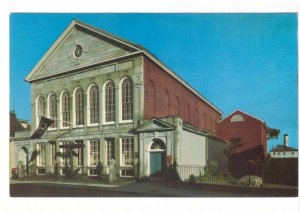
{"left": 270, "top": 134, "right": 298, "bottom": 158}
{"left": 12, "top": 20, "right": 227, "bottom": 180}
{"left": 217, "top": 110, "right": 269, "bottom": 176}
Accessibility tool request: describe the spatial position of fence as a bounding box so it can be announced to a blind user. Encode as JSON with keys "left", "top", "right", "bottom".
{"left": 175, "top": 164, "right": 298, "bottom": 190}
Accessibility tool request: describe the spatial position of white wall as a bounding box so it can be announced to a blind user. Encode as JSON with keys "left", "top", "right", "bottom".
{"left": 177, "top": 130, "right": 206, "bottom": 181}
{"left": 178, "top": 130, "right": 206, "bottom": 165}
{"left": 271, "top": 151, "right": 298, "bottom": 158}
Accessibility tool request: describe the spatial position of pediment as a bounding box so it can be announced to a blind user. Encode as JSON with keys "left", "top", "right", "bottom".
{"left": 136, "top": 119, "right": 175, "bottom": 132}
{"left": 26, "top": 20, "right": 142, "bottom": 82}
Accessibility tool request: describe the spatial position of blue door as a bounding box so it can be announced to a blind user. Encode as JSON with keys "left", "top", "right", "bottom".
{"left": 150, "top": 152, "right": 165, "bottom": 176}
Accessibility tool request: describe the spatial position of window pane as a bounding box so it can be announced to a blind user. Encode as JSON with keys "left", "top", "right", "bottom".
{"left": 75, "top": 88, "right": 84, "bottom": 125}
{"left": 49, "top": 94, "right": 57, "bottom": 128}
{"left": 89, "top": 139, "right": 99, "bottom": 166}
{"left": 37, "top": 143, "right": 46, "bottom": 166}
{"left": 105, "top": 81, "right": 115, "bottom": 122}
{"left": 89, "top": 85, "right": 99, "bottom": 124}
{"left": 121, "top": 78, "right": 133, "bottom": 121}
{"left": 62, "top": 91, "right": 70, "bottom": 127}
{"left": 121, "top": 138, "right": 134, "bottom": 166}
{"left": 106, "top": 138, "right": 115, "bottom": 163}
{"left": 37, "top": 96, "right": 45, "bottom": 123}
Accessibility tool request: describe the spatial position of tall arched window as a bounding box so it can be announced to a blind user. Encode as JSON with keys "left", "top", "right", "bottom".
{"left": 163, "top": 89, "right": 169, "bottom": 115}
{"left": 48, "top": 93, "right": 57, "bottom": 128}
{"left": 186, "top": 103, "right": 190, "bottom": 122}
{"left": 146, "top": 80, "right": 155, "bottom": 117}
{"left": 61, "top": 90, "right": 70, "bottom": 127}
{"left": 121, "top": 77, "right": 133, "bottom": 121}
{"left": 89, "top": 84, "right": 99, "bottom": 125}
{"left": 203, "top": 114, "right": 207, "bottom": 129}
{"left": 36, "top": 95, "right": 45, "bottom": 127}
{"left": 104, "top": 80, "right": 115, "bottom": 123}
{"left": 196, "top": 109, "right": 199, "bottom": 129}
{"left": 74, "top": 88, "right": 84, "bottom": 126}
{"left": 176, "top": 96, "right": 180, "bottom": 116}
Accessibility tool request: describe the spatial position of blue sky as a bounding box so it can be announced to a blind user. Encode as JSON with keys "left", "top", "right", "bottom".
{"left": 10, "top": 13, "right": 298, "bottom": 150}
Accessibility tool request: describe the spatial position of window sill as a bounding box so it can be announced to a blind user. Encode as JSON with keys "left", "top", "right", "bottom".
{"left": 119, "top": 120, "right": 133, "bottom": 124}
{"left": 87, "top": 123, "right": 99, "bottom": 127}
{"left": 103, "top": 121, "right": 116, "bottom": 126}
{"left": 48, "top": 128, "right": 57, "bottom": 131}
{"left": 60, "top": 126, "right": 71, "bottom": 130}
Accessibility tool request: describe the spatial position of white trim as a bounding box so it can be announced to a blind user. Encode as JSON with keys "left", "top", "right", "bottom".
{"left": 102, "top": 80, "right": 116, "bottom": 125}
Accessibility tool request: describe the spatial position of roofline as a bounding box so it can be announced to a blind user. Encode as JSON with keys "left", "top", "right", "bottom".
{"left": 142, "top": 51, "right": 222, "bottom": 114}
{"left": 218, "top": 109, "right": 267, "bottom": 125}
{"left": 25, "top": 19, "right": 222, "bottom": 114}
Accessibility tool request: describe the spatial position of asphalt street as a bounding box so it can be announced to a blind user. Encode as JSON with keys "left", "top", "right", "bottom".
{"left": 9, "top": 181, "right": 274, "bottom": 197}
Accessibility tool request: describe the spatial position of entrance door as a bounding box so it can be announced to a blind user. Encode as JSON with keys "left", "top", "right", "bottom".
{"left": 150, "top": 152, "right": 165, "bottom": 176}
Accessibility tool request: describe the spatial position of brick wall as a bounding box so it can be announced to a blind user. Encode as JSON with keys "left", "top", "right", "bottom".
{"left": 143, "top": 57, "right": 221, "bottom": 133}
{"left": 218, "top": 111, "right": 268, "bottom": 155}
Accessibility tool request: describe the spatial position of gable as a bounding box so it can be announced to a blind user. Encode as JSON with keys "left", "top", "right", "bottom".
{"left": 26, "top": 21, "right": 140, "bottom": 82}
{"left": 136, "top": 119, "right": 175, "bottom": 132}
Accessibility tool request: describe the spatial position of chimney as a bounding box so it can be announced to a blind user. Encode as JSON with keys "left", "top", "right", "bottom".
{"left": 284, "top": 134, "right": 288, "bottom": 147}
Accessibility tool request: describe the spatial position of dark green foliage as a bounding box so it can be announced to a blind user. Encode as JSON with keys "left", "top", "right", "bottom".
{"left": 263, "top": 157, "right": 298, "bottom": 186}
{"left": 165, "top": 161, "right": 180, "bottom": 182}
{"left": 188, "top": 175, "right": 196, "bottom": 184}
{"left": 267, "top": 127, "right": 280, "bottom": 140}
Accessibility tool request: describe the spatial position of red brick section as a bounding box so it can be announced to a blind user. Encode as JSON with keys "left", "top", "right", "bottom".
{"left": 217, "top": 111, "right": 268, "bottom": 157}
{"left": 143, "top": 57, "right": 221, "bottom": 133}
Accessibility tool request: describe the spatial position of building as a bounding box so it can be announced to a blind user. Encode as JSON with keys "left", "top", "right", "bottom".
{"left": 10, "top": 111, "right": 30, "bottom": 177}
{"left": 270, "top": 134, "right": 298, "bottom": 158}
{"left": 217, "top": 110, "right": 268, "bottom": 176}
{"left": 12, "top": 20, "right": 227, "bottom": 180}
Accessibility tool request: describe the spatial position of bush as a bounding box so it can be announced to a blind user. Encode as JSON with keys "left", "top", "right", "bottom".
{"left": 238, "top": 175, "right": 263, "bottom": 187}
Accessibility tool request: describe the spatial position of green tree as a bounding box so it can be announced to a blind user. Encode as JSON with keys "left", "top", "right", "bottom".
{"left": 267, "top": 127, "right": 280, "bottom": 140}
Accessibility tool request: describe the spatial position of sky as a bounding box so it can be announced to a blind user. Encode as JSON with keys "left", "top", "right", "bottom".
{"left": 10, "top": 13, "right": 298, "bottom": 150}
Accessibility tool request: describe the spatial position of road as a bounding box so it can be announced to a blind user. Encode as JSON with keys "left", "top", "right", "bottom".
{"left": 9, "top": 181, "right": 276, "bottom": 197}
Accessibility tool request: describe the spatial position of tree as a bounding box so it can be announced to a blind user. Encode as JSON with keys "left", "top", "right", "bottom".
{"left": 224, "top": 137, "right": 245, "bottom": 177}
{"left": 267, "top": 127, "right": 280, "bottom": 140}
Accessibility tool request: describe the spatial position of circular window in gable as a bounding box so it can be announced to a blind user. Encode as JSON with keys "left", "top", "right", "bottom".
{"left": 73, "top": 45, "right": 82, "bottom": 58}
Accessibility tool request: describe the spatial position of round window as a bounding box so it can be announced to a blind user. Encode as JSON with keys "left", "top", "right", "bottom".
{"left": 73, "top": 45, "right": 82, "bottom": 58}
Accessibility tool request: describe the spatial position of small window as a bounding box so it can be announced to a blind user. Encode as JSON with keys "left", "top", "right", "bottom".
{"left": 73, "top": 45, "right": 82, "bottom": 58}
{"left": 231, "top": 114, "right": 245, "bottom": 122}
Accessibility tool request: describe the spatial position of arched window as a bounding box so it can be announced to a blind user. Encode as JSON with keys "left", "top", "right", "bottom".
{"left": 186, "top": 103, "right": 190, "bottom": 122}
{"left": 231, "top": 114, "right": 245, "bottom": 122}
{"left": 48, "top": 93, "right": 57, "bottom": 128}
{"left": 121, "top": 77, "right": 133, "bottom": 121}
{"left": 61, "top": 90, "right": 70, "bottom": 127}
{"left": 89, "top": 84, "right": 99, "bottom": 124}
{"left": 104, "top": 80, "right": 115, "bottom": 123}
{"left": 196, "top": 109, "right": 199, "bottom": 128}
{"left": 36, "top": 95, "right": 45, "bottom": 127}
{"left": 163, "top": 89, "right": 169, "bottom": 115}
{"left": 175, "top": 96, "right": 180, "bottom": 116}
{"left": 74, "top": 88, "right": 84, "bottom": 126}
{"left": 146, "top": 80, "right": 155, "bottom": 117}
